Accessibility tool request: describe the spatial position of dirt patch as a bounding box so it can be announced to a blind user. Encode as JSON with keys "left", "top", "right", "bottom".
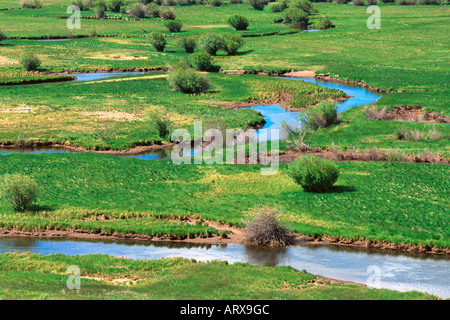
{"left": 80, "top": 111, "right": 140, "bottom": 121}
{"left": 316, "top": 73, "right": 391, "bottom": 94}
{"left": 283, "top": 70, "right": 316, "bottom": 78}
{"left": 376, "top": 105, "right": 449, "bottom": 123}
{"left": 0, "top": 107, "right": 31, "bottom": 113}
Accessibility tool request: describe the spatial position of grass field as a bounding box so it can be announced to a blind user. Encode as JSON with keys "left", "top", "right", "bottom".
{"left": 0, "top": 153, "right": 448, "bottom": 248}
{"left": 0, "top": 253, "right": 439, "bottom": 300}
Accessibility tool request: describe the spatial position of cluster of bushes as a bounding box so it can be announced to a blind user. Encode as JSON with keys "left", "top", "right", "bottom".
{"left": 227, "top": 15, "right": 249, "bottom": 31}
{"left": 150, "top": 31, "right": 244, "bottom": 56}
{"left": 268, "top": 0, "right": 318, "bottom": 29}
{"left": 334, "top": 0, "right": 443, "bottom": 3}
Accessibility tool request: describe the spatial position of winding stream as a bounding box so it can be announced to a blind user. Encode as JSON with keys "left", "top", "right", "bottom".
{"left": 0, "top": 238, "right": 448, "bottom": 298}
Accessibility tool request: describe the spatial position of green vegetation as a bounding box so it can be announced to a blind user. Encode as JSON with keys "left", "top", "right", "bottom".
{"left": 167, "top": 67, "right": 212, "bottom": 93}
{"left": 0, "top": 174, "right": 38, "bottom": 211}
{"left": 287, "top": 156, "right": 340, "bottom": 192}
{"left": 0, "top": 253, "right": 438, "bottom": 300}
{"left": 227, "top": 14, "right": 249, "bottom": 30}
{"left": 147, "top": 31, "right": 166, "bottom": 52}
{"left": 189, "top": 51, "right": 214, "bottom": 71}
{"left": 303, "top": 101, "right": 338, "bottom": 130}
{"left": 0, "top": 154, "right": 448, "bottom": 248}
{"left": 19, "top": 53, "right": 41, "bottom": 71}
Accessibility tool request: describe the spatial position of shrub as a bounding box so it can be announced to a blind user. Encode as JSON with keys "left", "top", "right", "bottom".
{"left": 268, "top": 1, "right": 287, "bottom": 12}
{"left": 147, "top": 111, "right": 173, "bottom": 139}
{"left": 146, "top": 3, "right": 160, "bottom": 17}
{"left": 95, "top": 4, "right": 107, "bottom": 18}
{"left": 303, "top": 101, "right": 338, "bottom": 130}
{"left": 289, "top": 0, "right": 313, "bottom": 13}
{"left": 282, "top": 8, "right": 309, "bottom": 29}
{"left": 107, "top": 0, "right": 122, "bottom": 12}
{"left": 167, "top": 68, "right": 211, "bottom": 93}
{"left": 247, "top": 0, "right": 267, "bottom": 10}
{"left": 159, "top": 7, "right": 176, "bottom": 20}
{"left": 367, "top": 0, "right": 378, "bottom": 4}
{"left": 244, "top": 206, "right": 293, "bottom": 247}
{"left": 148, "top": 31, "right": 166, "bottom": 51}
{"left": 177, "top": 36, "right": 197, "bottom": 53}
{"left": 0, "top": 30, "right": 6, "bottom": 43}
{"left": 207, "top": 0, "right": 224, "bottom": 5}
{"left": 0, "top": 174, "right": 38, "bottom": 211}
{"left": 351, "top": 0, "right": 366, "bottom": 5}
{"left": 189, "top": 52, "right": 214, "bottom": 70}
{"left": 20, "top": 53, "right": 41, "bottom": 71}
{"left": 229, "top": 0, "right": 243, "bottom": 3}
{"left": 287, "top": 156, "right": 339, "bottom": 192}
{"left": 197, "top": 33, "right": 224, "bottom": 55}
{"left": 128, "top": 3, "right": 147, "bottom": 18}
{"left": 227, "top": 15, "right": 249, "bottom": 30}
{"left": 223, "top": 33, "right": 244, "bottom": 55}
{"left": 73, "top": 0, "right": 89, "bottom": 10}
{"left": 363, "top": 105, "right": 389, "bottom": 120}
{"left": 426, "top": 126, "right": 442, "bottom": 141}
{"left": 165, "top": 20, "right": 183, "bottom": 32}
{"left": 20, "top": 0, "right": 42, "bottom": 8}
{"left": 318, "top": 16, "right": 335, "bottom": 29}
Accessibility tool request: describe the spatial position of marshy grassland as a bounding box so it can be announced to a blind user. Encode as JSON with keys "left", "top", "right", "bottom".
{"left": 0, "top": 0, "right": 448, "bottom": 300}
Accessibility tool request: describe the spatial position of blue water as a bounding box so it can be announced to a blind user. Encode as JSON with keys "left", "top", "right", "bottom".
{"left": 68, "top": 72, "right": 145, "bottom": 82}
{"left": 0, "top": 238, "right": 448, "bottom": 298}
{"left": 243, "top": 77, "right": 382, "bottom": 140}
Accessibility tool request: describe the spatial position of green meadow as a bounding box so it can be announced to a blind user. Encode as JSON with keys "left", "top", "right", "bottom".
{"left": 0, "top": 153, "right": 448, "bottom": 248}
{"left": 0, "top": 253, "right": 438, "bottom": 300}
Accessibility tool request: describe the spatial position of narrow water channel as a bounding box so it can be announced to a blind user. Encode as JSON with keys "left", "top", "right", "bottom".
{"left": 0, "top": 238, "right": 448, "bottom": 298}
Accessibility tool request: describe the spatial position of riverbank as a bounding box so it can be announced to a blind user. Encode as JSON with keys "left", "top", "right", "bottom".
{"left": 0, "top": 252, "right": 439, "bottom": 300}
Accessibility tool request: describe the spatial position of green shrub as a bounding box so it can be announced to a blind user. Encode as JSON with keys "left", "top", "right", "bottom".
{"left": 95, "top": 4, "right": 107, "bottom": 17}
{"left": 165, "top": 20, "right": 183, "bottom": 32}
{"left": 289, "top": 0, "right": 313, "bottom": 13}
{"left": 287, "top": 156, "right": 339, "bottom": 192}
{"left": 229, "top": 0, "right": 243, "bottom": 3}
{"left": 303, "top": 101, "right": 337, "bottom": 130}
{"left": 0, "top": 174, "right": 39, "bottom": 211}
{"left": 0, "top": 30, "right": 6, "bottom": 43}
{"left": 227, "top": 15, "right": 249, "bottom": 30}
{"left": 247, "top": 0, "right": 267, "bottom": 10}
{"left": 207, "top": 0, "right": 224, "bottom": 5}
{"left": 282, "top": 8, "right": 309, "bottom": 29}
{"left": 244, "top": 206, "right": 293, "bottom": 246}
{"left": 20, "top": 0, "right": 42, "bottom": 8}
{"left": 73, "top": 0, "right": 89, "bottom": 10}
{"left": 167, "top": 68, "right": 211, "bottom": 93}
{"left": 177, "top": 36, "right": 197, "bottom": 53}
{"left": 318, "top": 17, "right": 335, "bottom": 29}
{"left": 197, "top": 33, "right": 224, "bottom": 55}
{"left": 159, "top": 7, "right": 176, "bottom": 20}
{"left": 146, "top": 3, "right": 160, "bottom": 17}
{"left": 223, "top": 33, "right": 244, "bottom": 55}
{"left": 268, "top": 2, "right": 287, "bottom": 12}
{"left": 20, "top": 53, "right": 42, "bottom": 71}
{"left": 351, "top": 0, "right": 366, "bottom": 5}
{"left": 128, "top": 3, "right": 147, "bottom": 18}
{"left": 189, "top": 52, "right": 214, "bottom": 70}
{"left": 147, "top": 111, "right": 173, "bottom": 139}
{"left": 148, "top": 32, "right": 166, "bottom": 52}
{"left": 107, "top": 0, "right": 122, "bottom": 12}
{"left": 367, "top": 0, "right": 378, "bottom": 4}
